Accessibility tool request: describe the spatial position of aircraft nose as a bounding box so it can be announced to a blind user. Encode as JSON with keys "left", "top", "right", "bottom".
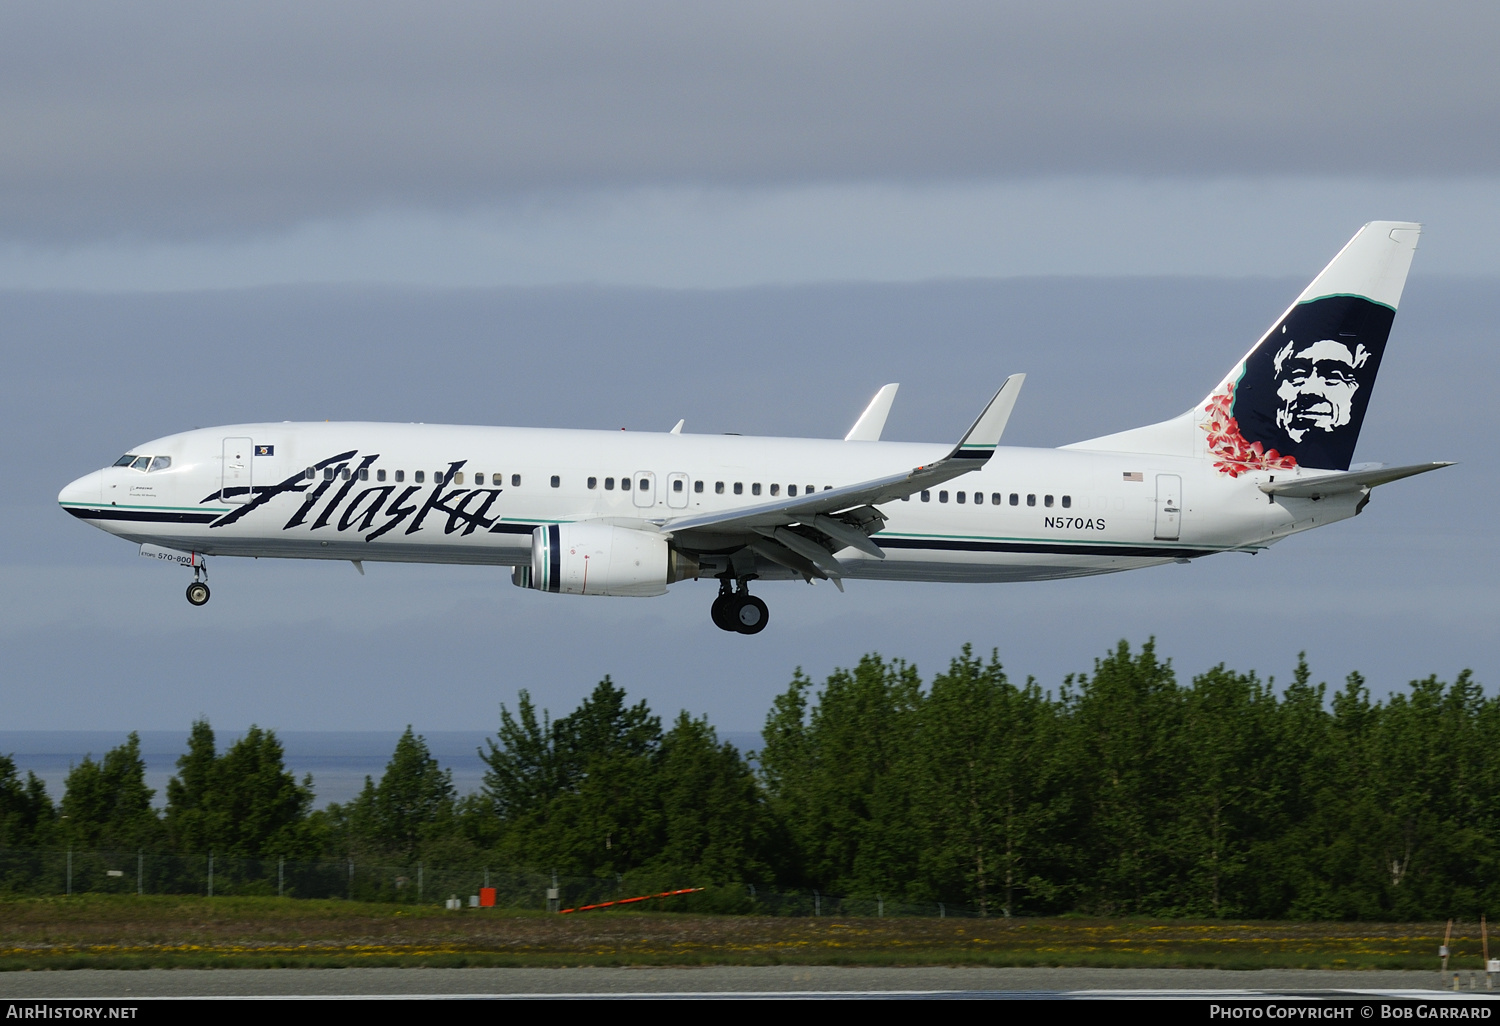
{"left": 58, "top": 469, "right": 104, "bottom": 506}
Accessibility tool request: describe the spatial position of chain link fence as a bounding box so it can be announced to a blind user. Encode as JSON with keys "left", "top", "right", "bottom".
{"left": 0, "top": 846, "right": 996, "bottom": 917}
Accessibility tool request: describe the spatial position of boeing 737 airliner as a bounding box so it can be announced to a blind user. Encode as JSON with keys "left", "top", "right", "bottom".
{"left": 59, "top": 222, "right": 1450, "bottom": 633}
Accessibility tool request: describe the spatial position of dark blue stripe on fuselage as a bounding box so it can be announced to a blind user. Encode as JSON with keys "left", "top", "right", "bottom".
{"left": 65, "top": 507, "right": 220, "bottom": 525}
{"left": 878, "top": 537, "right": 1207, "bottom": 559}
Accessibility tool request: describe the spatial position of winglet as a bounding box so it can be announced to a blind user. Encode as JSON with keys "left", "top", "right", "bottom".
{"left": 949, "top": 374, "right": 1024, "bottom": 461}
{"left": 669, "top": 419, "right": 685, "bottom": 435}
{"left": 845, "top": 384, "right": 899, "bottom": 441}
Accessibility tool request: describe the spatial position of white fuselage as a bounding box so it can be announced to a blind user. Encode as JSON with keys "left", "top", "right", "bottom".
{"left": 58, "top": 422, "right": 1353, "bottom": 587}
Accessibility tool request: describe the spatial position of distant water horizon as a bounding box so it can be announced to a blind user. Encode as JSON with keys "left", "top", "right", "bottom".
{"left": 0, "top": 731, "right": 765, "bottom": 810}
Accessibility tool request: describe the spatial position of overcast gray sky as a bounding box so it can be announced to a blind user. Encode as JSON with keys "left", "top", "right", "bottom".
{"left": 2, "top": 3, "right": 1495, "bottom": 734}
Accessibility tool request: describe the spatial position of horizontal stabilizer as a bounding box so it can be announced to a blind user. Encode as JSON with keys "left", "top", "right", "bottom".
{"left": 1259, "top": 461, "right": 1454, "bottom": 499}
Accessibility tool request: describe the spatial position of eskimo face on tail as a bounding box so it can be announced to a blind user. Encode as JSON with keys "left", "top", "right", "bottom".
{"left": 1272, "top": 337, "right": 1369, "bottom": 442}
{"left": 1203, "top": 295, "right": 1395, "bottom": 475}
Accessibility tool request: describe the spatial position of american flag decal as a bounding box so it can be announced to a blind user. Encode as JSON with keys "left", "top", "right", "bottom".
{"left": 1123, "top": 472, "right": 1143, "bottom": 482}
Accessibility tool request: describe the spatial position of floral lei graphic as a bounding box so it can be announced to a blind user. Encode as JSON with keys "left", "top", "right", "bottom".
{"left": 1202, "top": 380, "right": 1299, "bottom": 478}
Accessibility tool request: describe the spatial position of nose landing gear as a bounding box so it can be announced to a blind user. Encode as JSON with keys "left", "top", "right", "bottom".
{"left": 185, "top": 560, "right": 210, "bottom": 606}
{"left": 710, "top": 577, "right": 768, "bottom": 635}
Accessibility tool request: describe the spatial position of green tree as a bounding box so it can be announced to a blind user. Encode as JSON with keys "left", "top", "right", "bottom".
{"left": 916, "top": 646, "right": 1061, "bottom": 914}
{"left": 482, "top": 677, "right": 665, "bottom": 875}
{"left": 652, "top": 712, "right": 773, "bottom": 883}
{"left": 164, "top": 720, "right": 218, "bottom": 854}
{"left": 541, "top": 678, "right": 663, "bottom": 876}
{"left": 1172, "top": 664, "right": 1281, "bottom": 916}
{"left": 759, "top": 655, "right": 924, "bottom": 896}
{"left": 163, "top": 722, "right": 315, "bottom": 860}
{"left": 351, "top": 727, "right": 456, "bottom": 863}
{"left": 1059, "top": 639, "right": 1183, "bottom": 914}
{"left": 0, "top": 755, "right": 53, "bottom": 848}
{"left": 58, "top": 733, "right": 161, "bottom": 851}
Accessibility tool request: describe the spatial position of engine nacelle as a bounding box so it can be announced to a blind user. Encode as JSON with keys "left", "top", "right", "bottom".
{"left": 512, "top": 523, "right": 696, "bottom": 597}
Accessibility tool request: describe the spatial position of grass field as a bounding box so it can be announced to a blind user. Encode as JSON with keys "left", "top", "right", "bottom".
{"left": 0, "top": 895, "right": 1482, "bottom": 970}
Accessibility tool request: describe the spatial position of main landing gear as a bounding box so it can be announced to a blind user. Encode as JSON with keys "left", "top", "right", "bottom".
{"left": 185, "top": 560, "right": 210, "bottom": 606}
{"left": 711, "top": 578, "right": 768, "bottom": 635}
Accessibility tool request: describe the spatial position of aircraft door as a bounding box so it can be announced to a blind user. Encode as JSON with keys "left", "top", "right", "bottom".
{"left": 222, "top": 437, "right": 253, "bottom": 504}
{"left": 1154, "top": 473, "right": 1182, "bottom": 541}
{"left": 666, "top": 472, "right": 690, "bottom": 509}
{"left": 632, "top": 471, "right": 657, "bottom": 508}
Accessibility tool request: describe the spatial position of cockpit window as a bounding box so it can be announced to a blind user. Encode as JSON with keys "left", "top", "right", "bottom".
{"left": 130, "top": 456, "right": 151, "bottom": 471}
{"left": 114, "top": 455, "right": 137, "bottom": 467}
{"left": 149, "top": 456, "right": 172, "bottom": 472}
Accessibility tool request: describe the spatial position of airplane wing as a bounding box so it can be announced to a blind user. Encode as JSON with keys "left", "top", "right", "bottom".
{"left": 657, "top": 375, "right": 1023, "bottom": 582}
{"left": 844, "top": 383, "right": 899, "bottom": 441}
{"left": 1258, "top": 461, "right": 1454, "bottom": 499}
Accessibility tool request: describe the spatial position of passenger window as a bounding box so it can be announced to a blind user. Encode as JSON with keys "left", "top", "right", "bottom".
{"left": 453, "top": 472, "right": 464, "bottom": 485}
{"left": 605, "top": 477, "right": 615, "bottom": 490}
{"left": 956, "top": 491, "right": 965, "bottom": 504}
{"left": 638, "top": 478, "right": 649, "bottom": 491}
{"left": 324, "top": 468, "right": 335, "bottom": 482}
{"left": 939, "top": 491, "right": 949, "bottom": 503}
{"left": 807, "top": 485, "right": 815, "bottom": 494}
{"left": 1027, "top": 494, "right": 1036, "bottom": 506}
{"left": 770, "top": 483, "right": 780, "bottom": 496}
{"left": 734, "top": 483, "right": 743, "bottom": 495}
{"left": 673, "top": 479, "right": 684, "bottom": 492}
{"left": 716, "top": 482, "right": 726, "bottom": 494}
{"left": 694, "top": 480, "right": 704, "bottom": 493}
{"left": 114, "top": 455, "right": 137, "bottom": 467}
{"left": 377, "top": 469, "right": 387, "bottom": 482}
{"left": 148, "top": 456, "right": 172, "bottom": 472}
{"left": 131, "top": 456, "right": 151, "bottom": 471}
{"left": 587, "top": 477, "right": 597, "bottom": 489}
{"left": 305, "top": 467, "right": 315, "bottom": 480}
{"left": 434, "top": 472, "right": 444, "bottom": 485}
{"left": 1062, "top": 495, "right": 1071, "bottom": 508}
{"left": 1010, "top": 493, "right": 1019, "bottom": 506}
{"left": 415, "top": 471, "right": 425, "bottom": 484}
{"left": 357, "top": 467, "right": 368, "bottom": 481}
{"left": 1044, "top": 495, "right": 1054, "bottom": 507}
{"left": 395, "top": 470, "right": 405, "bottom": 483}
{"left": 551, "top": 475, "right": 561, "bottom": 488}
{"left": 788, "top": 484, "right": 797, "bottom": 497}
{"left": 752, "top": 483, "right": 762, "bottom": 496}
{"left": 921, "top": 490, "right": 931, "bottom": 502}
{"left": 512, "top": 474, "right": 521, "bottom": 487}
{"left": 991, "top": 492, "right": 1001, "bottom": 505}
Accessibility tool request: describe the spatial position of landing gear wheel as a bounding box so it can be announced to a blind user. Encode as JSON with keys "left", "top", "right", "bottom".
{"left": 186, "top": 581, "right": 210, "bottom": 606}
{"left": 733, "top": 594, "right": 769, "bottom": 635}
{"left": 710, "top": 593, "right": 737, "bottom": 631}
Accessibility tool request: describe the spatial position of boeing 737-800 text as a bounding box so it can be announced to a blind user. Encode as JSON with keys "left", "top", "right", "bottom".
{"left": 59, "top": 222, "right": 1450, "bottom": 634}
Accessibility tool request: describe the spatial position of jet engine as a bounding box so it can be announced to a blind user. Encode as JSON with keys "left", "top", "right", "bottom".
{"left": 512, "top": 523, "right": 697, "bottom": 597}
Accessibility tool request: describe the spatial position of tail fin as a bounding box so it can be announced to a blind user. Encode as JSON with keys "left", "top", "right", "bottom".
{"left": 1067, "top": 221, "right": 1421, "bottom": 473}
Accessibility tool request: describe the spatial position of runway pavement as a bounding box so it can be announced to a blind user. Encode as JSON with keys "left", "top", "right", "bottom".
{"left": 0, "top": 966, "right": 1488, "bottom": 999}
